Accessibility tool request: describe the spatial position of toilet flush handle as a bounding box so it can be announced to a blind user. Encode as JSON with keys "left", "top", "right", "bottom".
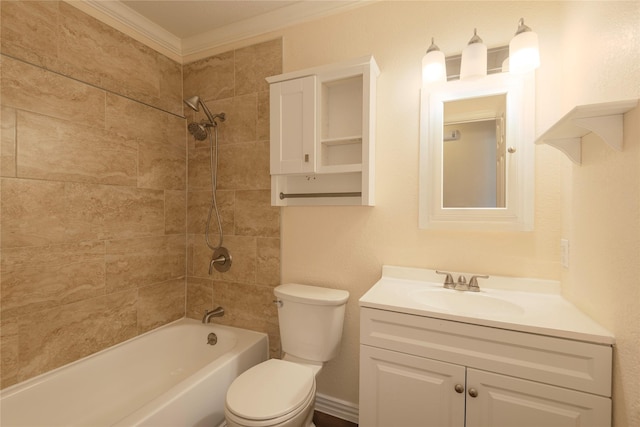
{"left": 273, "top": 299, "right": 283, "bottom": 308}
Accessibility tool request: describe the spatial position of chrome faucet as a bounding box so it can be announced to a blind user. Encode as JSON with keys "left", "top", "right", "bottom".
{"left": 436, "top": 271, "right": 489, "bottom": 292}
{"left": 202, "top": 306, "right": 225, "bottom": 323}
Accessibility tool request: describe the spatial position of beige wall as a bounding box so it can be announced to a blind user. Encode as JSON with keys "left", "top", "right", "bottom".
{"left": 0, "top": 1, "right": 186, "bottom": 388}
{"left": 182, "top": 40, "right": 283, "bottom": 357}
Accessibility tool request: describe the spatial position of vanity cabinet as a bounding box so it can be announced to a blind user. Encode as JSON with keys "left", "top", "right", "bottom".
{"left": 267, "top": 56, "right": 378, "bottom": 206}
{"left": 359, "top": 307, "right": 612, "bottom": 427}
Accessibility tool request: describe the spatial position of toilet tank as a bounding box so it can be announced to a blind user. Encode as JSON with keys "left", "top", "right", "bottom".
{"left": 274, "top": 284, "right": 349, "bottom": 362}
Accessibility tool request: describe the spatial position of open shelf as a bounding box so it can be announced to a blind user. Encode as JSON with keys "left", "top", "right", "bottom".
{"left": 535, "top": 99, "right": 638, "bottom": 165}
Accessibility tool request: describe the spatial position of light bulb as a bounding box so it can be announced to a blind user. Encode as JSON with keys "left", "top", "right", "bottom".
{"left": 460, "top": 29, "right": 487, "bottom": 80}
{"left": 509, "top": 18, "right": 540, "bottom": 74}
{"left": 422, "top": 38, "right": 447, "bottom": 86}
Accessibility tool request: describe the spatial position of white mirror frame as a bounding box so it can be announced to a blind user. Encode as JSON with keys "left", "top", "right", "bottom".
{"left": 419, "top": 72, "right": 535, "bottom": 231}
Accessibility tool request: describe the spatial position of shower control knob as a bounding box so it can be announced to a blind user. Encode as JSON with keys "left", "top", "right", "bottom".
{"left": 454, "top": 384, "right": 464, "bottom": 393}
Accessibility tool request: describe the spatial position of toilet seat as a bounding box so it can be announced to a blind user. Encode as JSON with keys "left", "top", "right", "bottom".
{"left": 226, "top": 359, "right": 316, "bottom": 424}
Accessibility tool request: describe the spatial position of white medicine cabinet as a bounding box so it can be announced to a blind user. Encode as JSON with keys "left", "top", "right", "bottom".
{"left": 267, "top": 56, "right": 379, "bottom": 206}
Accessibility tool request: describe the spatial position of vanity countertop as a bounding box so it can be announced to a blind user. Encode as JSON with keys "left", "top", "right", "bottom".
{"left": 359, "top": 265, "right": 614, "bottom": 345}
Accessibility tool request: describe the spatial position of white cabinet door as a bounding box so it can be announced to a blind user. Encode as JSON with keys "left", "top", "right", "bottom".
{"left": 465, "top": 369, "right": 611, "bottom": 427}
{"left": 269, "top": 75, "right": 316, "bottom": 174}
{"left": 359, "top": 345, "right": 465, "bottom": 427}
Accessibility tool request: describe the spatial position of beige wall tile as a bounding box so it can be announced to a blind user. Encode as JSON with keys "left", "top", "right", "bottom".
{"left": 1, "top": 178, "right": 68, "bottom": 248}
{"left": 106, "top": 235, "right": 185, "bottom": 294}
{"left": 183, "top": 51, "right": 234, "bottom": 102}
{"left": 165, "top": 190, "right": 186, "bottom": 235}
{"left": 1, "top": 241, "right": 106, "bottom": 320}
{"left": 105, "top": 93, "right": 184, "bottom": 148}
{"left": 57, "top": 3, "right": 177, "bottom": 114}
{"left": 235, "top": 39, "right": 282, "bottom": 96}
{"left": 138, "top": 139, "right": 186, "bottom": 190}
{"left": 65, "top": 183, "right": 165, "bottom": 242}
{"left": 208, "top": 94, "right": 257, "bottom": 145}
{"left": 0, "top": 0, "right": 59, "bottom": 68}
{"left": 17, "top": 290, "right": 137, "bottom": 381}
{"left": 0, "top": 317, "right": 19, "bottom": 388}
{"left": 257, "top": 90, "right": 270, "bottom": 141}
{"left": 257, "top": 237, "right": 280, "bottom": 287}
{"left": 186, "top": 277, "right": 213, "bottom": 320}
{"left": 16, "top": 111, "right": 137, "bottom": 186}
{"left": 156, "top": 54, "right": 184, "bottom": 115}
{"left": 187, "top": 190, "right": 235, "bottom": 236}
{"left": 1, "top": 107, "right": 16, "bottom": 177}
{"left": 1, "top": 179, "right": 165, "bottom": 248}
{"left": 1, "top": 56, "right": 105, "bottom": 128}
{"left": 235, "top": 190, "right": 279, "bottom": 237}
{"left": 188, "top": 146, "right": 214, "bottom": 191}
{"left": 218, "top": 141, "right": 271, "bottom": 191}
{"left": 137, "top": 278, "right": 185, "bottom": 334}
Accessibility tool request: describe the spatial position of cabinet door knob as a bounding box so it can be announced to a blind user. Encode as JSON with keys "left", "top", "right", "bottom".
{"left": 468, "top": 388, "right": 478, "bottom": 398}
{"left": 454, "top": 384, "right": 464, "bottom": 394}
{"left": 304, "top": 154, "right": 309, "bottom": 162}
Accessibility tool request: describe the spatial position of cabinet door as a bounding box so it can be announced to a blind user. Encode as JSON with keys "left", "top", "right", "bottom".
{"left": 359, "top": 345, "right": 465, "bottom": 427}
{"left": 269, "top": 75, "right": 316, "bottom": 174}
{"left": 465, "top": 369, "right": 611, "bottom": 427}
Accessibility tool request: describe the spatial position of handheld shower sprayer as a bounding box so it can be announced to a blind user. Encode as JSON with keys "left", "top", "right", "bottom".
{"left": 183, "top": 94, "right": 232, "bottom": 274}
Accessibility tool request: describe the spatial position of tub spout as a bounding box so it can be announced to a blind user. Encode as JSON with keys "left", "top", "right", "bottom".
{"left": 202, "top": 306, "right": 225, "bottom": 323}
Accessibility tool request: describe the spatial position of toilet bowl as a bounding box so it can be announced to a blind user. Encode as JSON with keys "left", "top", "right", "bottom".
{"left": 224, "top": 359, "right": 316, "bottom": 427}
{"left": 224, "top": 284, "right": 349, "bottom": 427}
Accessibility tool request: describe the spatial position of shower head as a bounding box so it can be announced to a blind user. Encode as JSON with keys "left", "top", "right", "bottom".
{"left": 188, "top": 121, "right": 209, "bottom": 141}
{"left": 184, "top": 95, "right": 201, "bottom": 112}
{"left": 184, "top": 94, "right": 216, "bottom": 124}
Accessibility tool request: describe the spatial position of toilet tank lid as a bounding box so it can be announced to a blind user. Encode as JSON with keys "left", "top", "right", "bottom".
{"left": 275, "top": 284, "right": 349, "bottom": 306}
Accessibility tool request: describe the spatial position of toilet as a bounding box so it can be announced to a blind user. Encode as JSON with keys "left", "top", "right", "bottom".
{"left": 224, "top": 283, "right": 349, "bottom": 427}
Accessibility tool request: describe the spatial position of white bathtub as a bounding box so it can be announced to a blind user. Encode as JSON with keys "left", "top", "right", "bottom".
{"left": 0, "top": 318, "right": 269, "bottom": 427}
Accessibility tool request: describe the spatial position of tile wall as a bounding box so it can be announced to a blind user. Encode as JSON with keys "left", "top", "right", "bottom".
{"left": 0, "top": 1, "right": 186, "bottom": 388}
{"left": 183, "top": 39, "right": 283, "bottom": 357}
{"left": 0, "top": 1, "right": 283, "bottom": 389}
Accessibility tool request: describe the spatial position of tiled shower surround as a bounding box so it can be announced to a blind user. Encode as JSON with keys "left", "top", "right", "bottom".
{"left": 0, "top": 0, "right": 282, "bottom": 389}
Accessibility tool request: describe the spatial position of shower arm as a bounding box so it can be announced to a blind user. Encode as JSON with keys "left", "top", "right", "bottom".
{"left": 199, "top": 100, "right": 216, "bottom": 124}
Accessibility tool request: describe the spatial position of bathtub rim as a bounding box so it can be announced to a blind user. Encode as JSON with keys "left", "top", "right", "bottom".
{"left": 0, "top": 317, "right": 269, "bottom": 399}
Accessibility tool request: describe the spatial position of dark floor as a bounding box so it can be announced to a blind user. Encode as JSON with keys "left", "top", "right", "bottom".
{"left": 313, "top": 411, "right": 358, "bottom": 427}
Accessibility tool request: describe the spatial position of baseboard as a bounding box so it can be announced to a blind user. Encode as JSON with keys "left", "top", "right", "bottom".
{"left": 314, "top": 393, "right": 359, "bottom": 425}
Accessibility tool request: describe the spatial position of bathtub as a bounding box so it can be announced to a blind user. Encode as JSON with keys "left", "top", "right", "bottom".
{"left": 0, "top": 318, "right": 269, "bottom": 427}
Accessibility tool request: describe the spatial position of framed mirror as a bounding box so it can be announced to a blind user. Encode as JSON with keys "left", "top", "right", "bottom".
{"left": 419, "top": 72, "right": 535, "bottom": 231}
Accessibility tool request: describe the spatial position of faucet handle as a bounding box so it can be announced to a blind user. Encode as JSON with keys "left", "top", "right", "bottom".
{"left": 436, "top": 271, "right": 455, "bottom": 289}
{"left": 468, "top": 275, "right": 489, "bottom": 291}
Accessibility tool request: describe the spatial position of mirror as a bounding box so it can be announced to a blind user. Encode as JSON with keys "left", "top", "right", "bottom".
{"left": 419, "top": 72, "right": 535, "bottom": 231}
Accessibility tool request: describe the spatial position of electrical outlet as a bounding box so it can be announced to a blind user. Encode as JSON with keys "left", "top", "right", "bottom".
{"left": 560, "top": 239, "right": 569, "bottom": 268}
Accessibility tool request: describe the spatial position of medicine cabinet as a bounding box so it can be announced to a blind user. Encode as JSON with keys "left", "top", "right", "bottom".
{"left": 267, "top": 56, "right": 379, "bottom": 206}
{"left": 419, "top": 72, "right": 535, "bottom": 231}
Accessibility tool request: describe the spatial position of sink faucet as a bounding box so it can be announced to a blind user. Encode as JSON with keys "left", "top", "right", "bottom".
{"left": 202, "top": 306, "right": 225, "bottom": 323}
{"left": 436, "top": 271, "right": 489, "bottom": 292}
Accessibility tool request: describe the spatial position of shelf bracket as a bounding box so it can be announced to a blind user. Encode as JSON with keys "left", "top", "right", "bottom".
{"left": 573, "top": 114, "right": 624, "bottom": 152}
{"left": 544, "top": 137, "right": 582, "bottom": 165}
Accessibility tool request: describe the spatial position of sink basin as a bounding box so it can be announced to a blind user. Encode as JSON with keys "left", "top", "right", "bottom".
{"left": 408, "top": 288, "right": 525, "bottom": 316}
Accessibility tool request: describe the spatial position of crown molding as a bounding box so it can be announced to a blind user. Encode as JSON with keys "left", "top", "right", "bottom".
{"left": 65, "top": 0, "right": 369, "bottom": 63}
{"left": 65, "top": 0, "right": 183, "bottom": 62}
{"left": 181, "top": 1, "right": 365, "bottom": 60}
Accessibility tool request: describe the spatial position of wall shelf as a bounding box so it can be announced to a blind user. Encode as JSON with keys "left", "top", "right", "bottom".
{"left": 535, "top": 99, "right": 638, "bottom": 165}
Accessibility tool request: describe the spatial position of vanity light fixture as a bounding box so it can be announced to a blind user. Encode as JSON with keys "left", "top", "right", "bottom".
{"left": 508, "top": 18, "right": 540, "bottom": 74}
{"left": 460, "top": 28, "right": 487, "bottom": 80}
{"left": 422, "top": 38, "right": 447, "bottom": 86}
{"left": 423, "top": 18, "right": 539, "bottom": 82}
